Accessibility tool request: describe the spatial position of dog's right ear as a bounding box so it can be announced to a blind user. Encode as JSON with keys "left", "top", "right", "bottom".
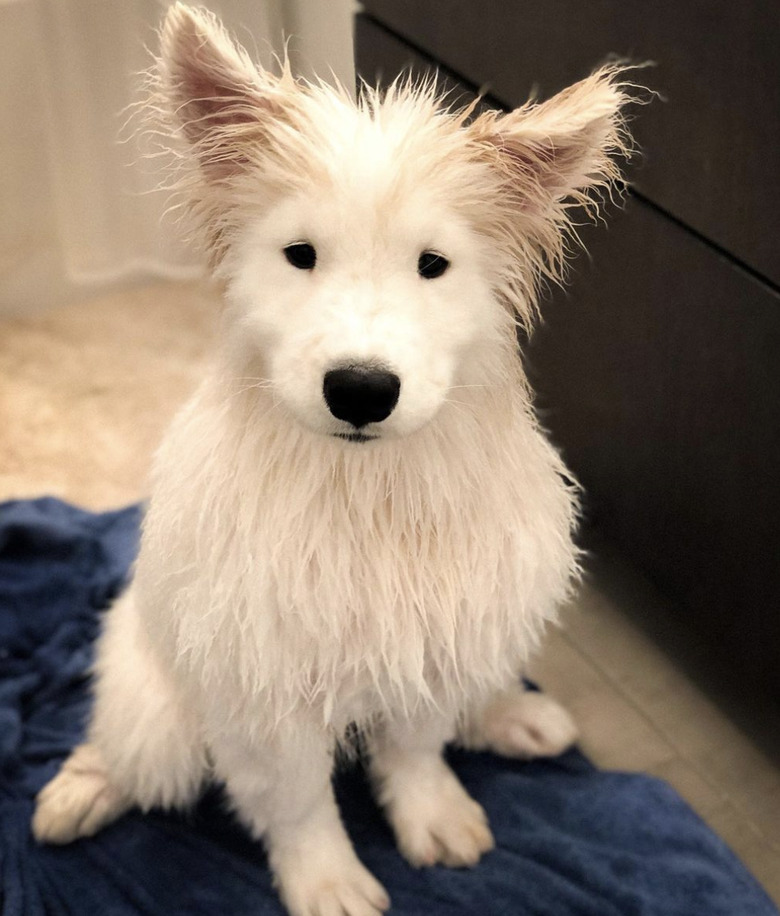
{"left": 158, "top": 3, "right": 290, "bottom": 180}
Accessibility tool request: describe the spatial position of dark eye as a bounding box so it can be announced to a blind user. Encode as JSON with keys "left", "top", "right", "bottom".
{"left": 284, "top": 242, "right": 317, "bottom": 270}
{"left": 418, "top": 251, "right": 449, "bottom": 279}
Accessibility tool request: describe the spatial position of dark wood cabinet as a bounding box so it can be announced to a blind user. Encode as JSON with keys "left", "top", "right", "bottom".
{"left": 355, "top": 9, "right": 780, "bottom": 705}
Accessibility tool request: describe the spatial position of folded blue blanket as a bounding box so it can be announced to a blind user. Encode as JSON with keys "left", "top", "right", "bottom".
{"left": 1, "top": 497, "right": 776, "bottom": 916}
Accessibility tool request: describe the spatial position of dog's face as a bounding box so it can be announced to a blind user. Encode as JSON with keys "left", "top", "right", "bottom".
{"left": 158, "top": 5, "right": 628, "bottom": 442}
{"left": 225, "top": 148, "right": 499, "bottom": 441}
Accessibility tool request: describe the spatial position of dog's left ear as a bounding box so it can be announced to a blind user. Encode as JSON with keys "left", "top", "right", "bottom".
{"left": 469, "top": 66, "right": 630, "bottom": 216}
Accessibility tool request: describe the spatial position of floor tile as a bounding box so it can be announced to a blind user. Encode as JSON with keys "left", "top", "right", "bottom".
{"left": 563, "top": 558, "right": 780, "bottom": 863}
{"left": 705, "top": 803, "right": 780, "bottom": 903}
{"left": 644, "top": 756, "right": 729, "bottom": 821}
{"left": 529, "top": 627, "right": 678, "bottom": 772}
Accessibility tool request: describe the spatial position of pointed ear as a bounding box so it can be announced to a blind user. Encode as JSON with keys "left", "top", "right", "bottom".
{"left": 470, "top": 66, "right": 630, "bottom": 212}
{"left": 158, "top": 3, "right": 288, "bottom": 177}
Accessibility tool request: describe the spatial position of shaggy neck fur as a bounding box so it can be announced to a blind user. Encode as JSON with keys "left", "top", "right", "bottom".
{"left": 136, "top": 331, "right": 580, "bottom": 735}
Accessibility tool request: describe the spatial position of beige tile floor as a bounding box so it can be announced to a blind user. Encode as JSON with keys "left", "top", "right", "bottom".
{"left": 1, "top": 279, "right": 778, "bottom": 902}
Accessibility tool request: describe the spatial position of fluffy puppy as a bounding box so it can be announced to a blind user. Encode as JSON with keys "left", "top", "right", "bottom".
{"left": 33, "top": 6, "right": 632, "bottom": 915}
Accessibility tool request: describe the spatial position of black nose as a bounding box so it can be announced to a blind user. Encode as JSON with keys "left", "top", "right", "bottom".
{"left": 323, "top": 366, "right": 401, "bottom": 428}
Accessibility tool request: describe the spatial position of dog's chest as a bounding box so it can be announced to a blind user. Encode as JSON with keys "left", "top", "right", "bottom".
{"left": 142, "top": 398, "right": 579, "bottom": 726}
{"left": 196, "top": 476, "right": 572, "bottom": 726}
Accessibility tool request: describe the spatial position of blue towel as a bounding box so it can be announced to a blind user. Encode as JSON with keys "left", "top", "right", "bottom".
{"left": 1, "top": 496, "right": 776, "bottom": 916}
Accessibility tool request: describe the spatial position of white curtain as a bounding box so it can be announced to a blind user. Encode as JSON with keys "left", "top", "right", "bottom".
{"left": 0, "top": 0, "right": 355, "bottom": 316}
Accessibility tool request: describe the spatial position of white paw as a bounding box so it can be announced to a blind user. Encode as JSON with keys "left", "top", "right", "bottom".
{"left": 386, "top": 763, "right": 495, "bottom": 868}
{"left": 473, "top": 687, "right": 579, "bottom": 759}
{"left": 32, "top": 744, "right": 130, "bottom": 844}
{"left": 273, "top": 841, "right": 390, "bottom": 916}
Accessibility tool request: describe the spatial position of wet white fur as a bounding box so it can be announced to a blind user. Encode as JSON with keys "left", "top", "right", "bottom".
{"left": 33, "top": 6, "right": 632, "bottom": 915}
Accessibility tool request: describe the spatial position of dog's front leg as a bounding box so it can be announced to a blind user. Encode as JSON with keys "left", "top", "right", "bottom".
{"left": 370, "top": 715, "right": 495, "bottom": 868}
{"left": 211, "top": 726, "right": 389, "bottom": 916}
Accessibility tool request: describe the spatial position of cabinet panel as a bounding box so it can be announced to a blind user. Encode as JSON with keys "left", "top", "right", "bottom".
{"left": 356, "top": 14, "right": 780, "bottom": 701}
{"left": 528, "top": 201, "right": 780, "bottom": 701}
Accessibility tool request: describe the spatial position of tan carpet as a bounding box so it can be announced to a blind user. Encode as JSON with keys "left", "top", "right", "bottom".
{"left": 0, "top": 280, "right": 219, "bottom": 509}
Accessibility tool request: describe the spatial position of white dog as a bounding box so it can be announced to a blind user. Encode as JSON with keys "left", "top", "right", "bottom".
{"left": 33, "top": 6, "right": 631, "bottom": 914}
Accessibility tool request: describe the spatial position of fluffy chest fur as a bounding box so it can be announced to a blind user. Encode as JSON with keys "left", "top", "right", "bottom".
{"left": 135, "top": 357, "right": 579, "bottom": 734}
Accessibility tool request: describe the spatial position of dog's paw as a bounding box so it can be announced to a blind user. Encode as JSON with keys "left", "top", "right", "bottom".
{"left": 387, "top": 764, "right": 494, "bottom": 868}
{"left": 32, "top": 744, "right": 130, "bottom": 844}
{"left": 470, "top": 686, "right": 578, "bottom": 759}
{"left": 274, "top": 842, "right": 390, "bottom": 916}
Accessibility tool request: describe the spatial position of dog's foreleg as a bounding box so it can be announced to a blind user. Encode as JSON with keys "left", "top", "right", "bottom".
{"left": 32, "top": 742, "right": 132, "bottom": 843}
{"left": 369, "top": 714, "right": 495, "bottom": 868}
{"left": 459, "top": 682, "right": 579, "bottom": 759}
{"left": 212, "top": 725, "right": 390, "bottom": 916}
{"left": 33, "top": 590, "right": 206, "bottom": 844}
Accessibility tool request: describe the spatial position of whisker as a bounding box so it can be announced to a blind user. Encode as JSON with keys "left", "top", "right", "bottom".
{"left": 224, "top": 379, "right": 276, "bottom": 401}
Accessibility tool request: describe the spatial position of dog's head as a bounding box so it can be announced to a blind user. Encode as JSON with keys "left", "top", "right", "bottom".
{"left": 156, "top": 4, "right": 630, "bottom": 443}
